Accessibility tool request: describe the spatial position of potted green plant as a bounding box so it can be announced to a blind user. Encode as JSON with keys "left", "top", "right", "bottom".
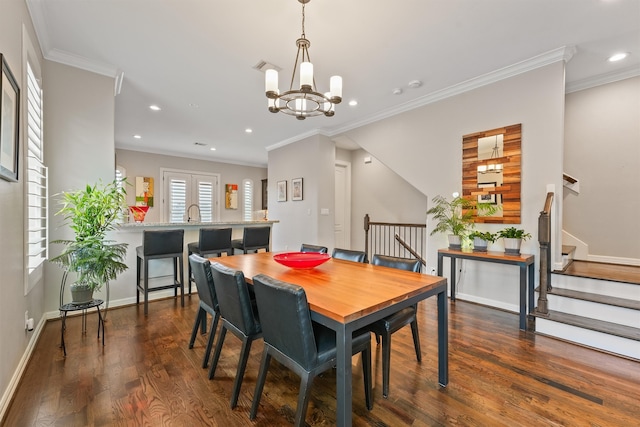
{"left": 51, "top": 179, "right": 129, "bottom": 304}
{"left": 427, "top": 194, "right": 497, "bottom": 250}
{"left": 497, "top": 227, "right": 532, "bottom": 255}
{"left": 469, "top": 230, "right": 496, "bottom": 252}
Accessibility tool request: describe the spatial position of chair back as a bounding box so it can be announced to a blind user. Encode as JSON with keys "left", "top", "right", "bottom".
{"left": 252, "top": 274, "right": 318, "bottom": 370}
{"left": 142, "top": 229, "right": 184, "bottom": 256}
{"left": 371, "top": 254, "right": 421, "bottom": 272}
{"left": 199, "top": 228, "right": 232, "bottom": 252}
{"left": 210, "top": 262, "right": 260, "bottom": 335}
{"left": 243, "top": 226, "right": 271, "bottom": 248}
{"left": 300, "top": 244, "right": 328, "bottom": 254}
{"left": 331, "top": 248, "right": 367, "bottom": 263}
{"left": 189, "top": 254, "right": 218, "bottom": 310}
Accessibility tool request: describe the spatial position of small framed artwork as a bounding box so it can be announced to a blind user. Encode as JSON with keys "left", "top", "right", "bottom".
{"left": 277, "top": 180, "right": 287, "bottom": 202}
{"left": 0, "top": 54, "right": 20, "bottom": 182}
{"left": 477, "top": 182, "right": 497, "bottom": 204}
{"left": 291, "top": 178, "right": 303, "bottom": 201}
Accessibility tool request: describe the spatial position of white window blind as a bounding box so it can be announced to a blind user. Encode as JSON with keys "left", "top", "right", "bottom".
{"left": 163, "top": 170, "right": 220, "bottom": 223}
{"left": 169, "top": 177, "right": 187, "bottom": 223}
{"left": 243, "top": 179, "right": 253, "bottom": 221}
{"left": 26, "top": 61, "right": 48, "bottom": 274}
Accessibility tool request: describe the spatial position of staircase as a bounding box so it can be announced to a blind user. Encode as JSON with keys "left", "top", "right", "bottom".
{"left": 534, "top": 255, "right": 640, "bottom": 360}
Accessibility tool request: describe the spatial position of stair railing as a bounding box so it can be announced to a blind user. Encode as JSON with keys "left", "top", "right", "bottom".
{"left": 535, "top": 192, "right": 554, "bottom": 316}
{"left": 364, "top": 214, "right": 426, "bottom": 271}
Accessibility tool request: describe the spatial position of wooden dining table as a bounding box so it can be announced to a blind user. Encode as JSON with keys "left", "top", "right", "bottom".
{"left": 212, "top": 252, "right": 449, "bottom": 427}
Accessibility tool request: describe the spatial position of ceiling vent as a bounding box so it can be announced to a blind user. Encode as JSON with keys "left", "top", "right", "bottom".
{"left": 253, "top": 60, "right": 281, "bottom": 73}
{"left": 194, "top": 142, "right": 207, "bottom": 147}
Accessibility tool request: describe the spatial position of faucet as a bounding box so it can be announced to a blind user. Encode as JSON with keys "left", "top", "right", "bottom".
{"left": 186, "top": 204, "right": 201, "bottom": 223}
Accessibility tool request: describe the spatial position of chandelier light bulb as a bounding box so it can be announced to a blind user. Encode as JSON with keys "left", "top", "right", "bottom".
{"left": 300, "top": 62, "right": 313, "bottom": 91}
{"left": 265, "top": 69, "right": 278, "bottom": 96}
{"left": 330, "top": 75, "right": 342, "bottom": 101}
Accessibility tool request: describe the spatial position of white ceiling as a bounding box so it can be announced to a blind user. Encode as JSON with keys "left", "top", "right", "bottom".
{"left": 27, "top": 0, "right": 640, "bottom": 167}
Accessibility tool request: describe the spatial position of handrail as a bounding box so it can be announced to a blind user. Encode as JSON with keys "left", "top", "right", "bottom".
{"left": 395, "top": 234, "right": 426, "bottom": 266}
{"left": 364, "top": 214, "right": 427, "bottom": 270}
{"left": 535, "top": 191, "right": 554, "bottom": 316}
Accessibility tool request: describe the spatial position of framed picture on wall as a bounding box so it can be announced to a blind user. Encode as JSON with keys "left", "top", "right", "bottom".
{"left": 277, "top": 180, "right": 287, "bottom": 202}
{"left": 291, "top": 178, "right": 303, "bottom": 201}
{"left": 0, "top": 54, "right": 20, "bottom": 182}
{"left": 477, "top": 182, "right": 497, "bottom": 204}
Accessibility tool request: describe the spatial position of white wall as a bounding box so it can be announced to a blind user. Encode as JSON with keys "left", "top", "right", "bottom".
{"left": 349, "top": 149, "right": 429, "bottom": 253}
{"left": 564, "top": 76, "right": 640, "bottom": 261}
{"left": 267, "top": 134, "right": 335, "bottom": 252}
{"left": 43, "top": 61, "right": 117, "bottom": 313}
{"left": 338, "top": 62, "right": 566, "bottom": 311}
{"left": 0, "top": 0, "right": 46, "bottom": 417}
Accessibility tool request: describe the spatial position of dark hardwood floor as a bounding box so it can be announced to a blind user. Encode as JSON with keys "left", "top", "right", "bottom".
{"left": 4, "top": 295, "right": 639, "bottom": 426}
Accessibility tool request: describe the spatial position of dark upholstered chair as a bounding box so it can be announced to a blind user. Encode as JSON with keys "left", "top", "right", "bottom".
{"left": 368, "top": 254, "right": 422, "bottom": 398}
{"left": 331, "top": 248, "right": 368, "bottom": 263}
{"left": 188, "top": 254, "right": 221, "bottom": 369}
{"left": 187, "top": 228, "right": 232, "bottom": 293}
{"left": 250, "top": 274, "right": 372, "bottom": 426}
{"left": 209, "top": 262, "right": 262, "bottom": 408}
{"left": 231, "top": 226, "right": 271, "bottom": 254}
{"left": 136, "top": 229, "right": 185, "bottom": 315}
{"left": 300, "top": 243, "right": 328, "bottom": 254}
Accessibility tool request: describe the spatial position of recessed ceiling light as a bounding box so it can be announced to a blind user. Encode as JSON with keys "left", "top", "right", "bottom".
{"left": 608, "top": 52, "right": 628, "bottom": 62}
{"left": 133, "top": 134, "right": 142, "bottom": 139}
{"left": 245, "top": 128, "right": 253, "bottom": 133}
{"left": 348, "top": 100, "right": 358, "bottom": 107}
{"left": 210, "top": 147, "right": 216, "bottom": 151}
{"left": 149, "top": 104, "right": 161, "bottom": 111}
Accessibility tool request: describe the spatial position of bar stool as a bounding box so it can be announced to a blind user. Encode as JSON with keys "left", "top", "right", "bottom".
{"left": 187, "top": 228, "right": 232, "bottom": 294}
{"left": 231, "top": 226, "right": 271, "bottom": 254}
{"left": 136, "top": 229, "right": 185, "bottom": 315}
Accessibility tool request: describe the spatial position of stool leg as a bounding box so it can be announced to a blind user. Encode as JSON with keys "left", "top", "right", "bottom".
{"left": 179, "top": 254, "right": 184, "bottom": 307}
{"left": 144, "top": 259, "right": 150, "bottom": 315}
{"left": 136, "top": 255, "right": 141, "bottom": 304}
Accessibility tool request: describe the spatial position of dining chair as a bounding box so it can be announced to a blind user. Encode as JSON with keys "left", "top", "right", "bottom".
{"left": 250, "top": 274, "right": 373, "bottom": 426}
{"left": 188, "top": 254, "right": 221, "bottom": 369}
{"left": 231, "top": 226, "right": 271, "bottom": 254}
{"left": 208, "top": 262, "right": 262, "bottom": 409}
{"left": 135, "top": 229, "right": 184, "bottom": 315}
{"left": 331, "top": 248, "right": 368, "bottom": 263}
{"left": 368, "top": 254, "right": 422, "bottom": 398}
{"left": 187, "top": 228, "right": 232, "bottom": 294}
{"left": 299, "top": 243, "right": 328, "bottom": 254}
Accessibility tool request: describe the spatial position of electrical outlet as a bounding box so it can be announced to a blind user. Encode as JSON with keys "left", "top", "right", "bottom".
{"left": 429, "top": 266, "right": 436, "bottom": 275}
{"left": 24, "top": 311, "right": 29, "bottom": 330}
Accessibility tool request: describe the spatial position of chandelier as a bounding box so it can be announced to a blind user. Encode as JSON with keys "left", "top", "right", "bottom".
{"left": 264, "top": 0, "right": 342, "bottom": 120}
{"left": 477, "top": 135, "right": 503, "bottom": 174}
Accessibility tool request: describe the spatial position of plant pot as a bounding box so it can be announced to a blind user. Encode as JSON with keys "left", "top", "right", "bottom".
{"left": 503, "top": 237, "right": 522, "bottom": 255}
{"left": 448, "top": 235, "right": 462, "bottom": 250}
{"left": 70, "top": 282, "right": 94, "bottom": 304}
{"left": 472, "top": 237, "right": 489, "bottom": 252}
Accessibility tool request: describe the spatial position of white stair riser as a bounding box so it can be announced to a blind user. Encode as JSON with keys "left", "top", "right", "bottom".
{"left": 537, "top": 318, "right": 640, "bottom": 360}
{"left": 546, "top": 295, "right": 640, "bottom": 328}
{"left": 551, "top": 274, "right": 640, "bottom": 299}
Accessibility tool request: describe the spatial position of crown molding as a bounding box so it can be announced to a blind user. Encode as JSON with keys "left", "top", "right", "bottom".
{"left": 26, "top": 0, "right": 119, "bottom": 78}
{"left": 565, "top": 65, "right": 640, "bottom": 93}
{"left": 327, "top": 46, "right": 577, "bottom": 137}
{"left": 265, "top": 129, "right": 330, "bottom": 152}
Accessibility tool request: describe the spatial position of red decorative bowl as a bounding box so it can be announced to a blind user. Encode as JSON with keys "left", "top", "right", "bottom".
{"left": 273, "top": 252, "right": 331, "bottom": 269}
{"left": 129, "top": 205, "right": 149, "bottom": 223}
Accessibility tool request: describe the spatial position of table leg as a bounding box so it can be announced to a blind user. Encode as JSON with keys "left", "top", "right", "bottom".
{"left": 96, "top": 306, "right": 105, "bottom": 346}
{"left": 335, "top": 323, "right": 353, "bottom": 427}
{"left": 437, "top": 289, "right": 449, "bottom": 387}
{"left": 61, "top": 312, "right": 67, "bottom": 357}
{"left": 519, "top": 264, "right": 527, "bottom": 330}
{"left": 528, "top": 263, "right": 535, "bottom": 315}
{"left": 450, "top": 257, "right": 457, "bottom": 301}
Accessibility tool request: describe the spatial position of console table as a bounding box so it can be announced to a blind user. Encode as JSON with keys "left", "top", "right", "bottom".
{"left": 59, "top": 299, "right": 105, "bottom": 356}
{"left": 437, "top": 249, "right": 535, "bottom": 330}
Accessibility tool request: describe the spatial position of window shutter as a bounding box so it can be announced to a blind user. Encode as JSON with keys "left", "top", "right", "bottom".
{"left": 243, "top": 179, "right": 253, "bottom": 221}
{"left": 169, "top": 178, "right": 187, "bottom": 223}
{"left": 198, "top": 181, "right": 213, "bottom": 222}
{"left": 26, "top": 62, "right": 48, "bottom": 273}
